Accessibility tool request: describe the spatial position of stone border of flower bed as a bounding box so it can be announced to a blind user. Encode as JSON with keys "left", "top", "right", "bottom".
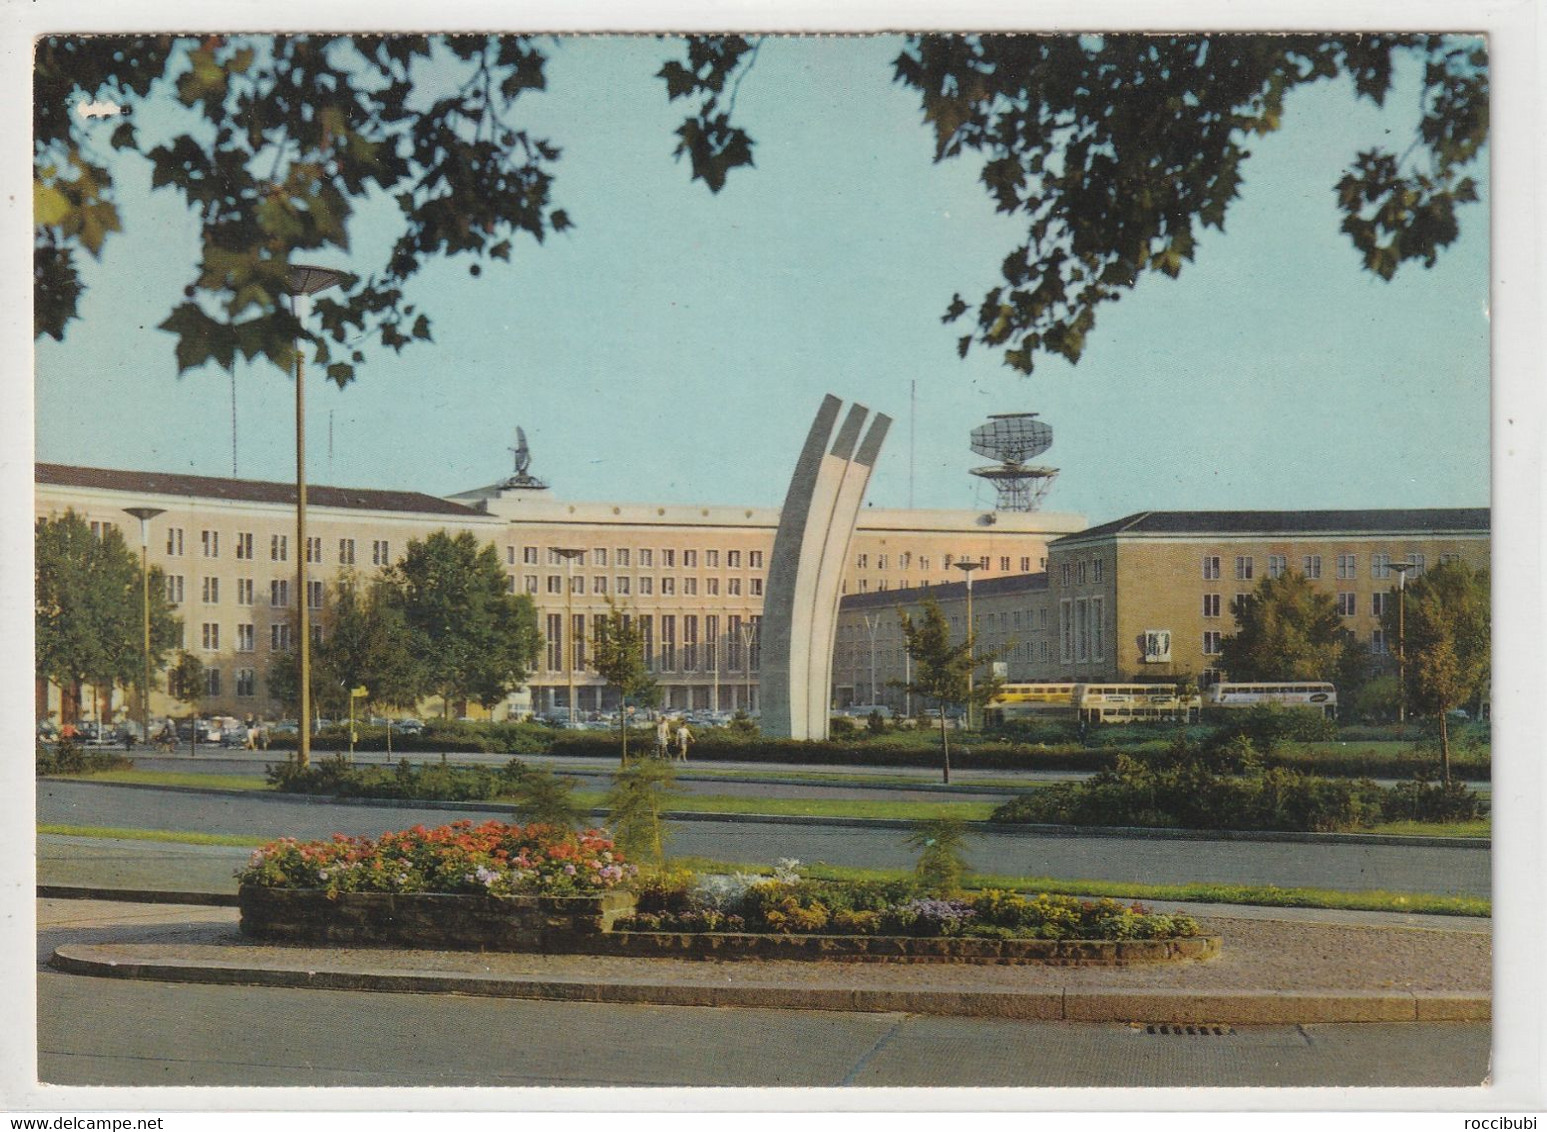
{"left": 238, "top": 887, "right": 1219, "bottom": 964}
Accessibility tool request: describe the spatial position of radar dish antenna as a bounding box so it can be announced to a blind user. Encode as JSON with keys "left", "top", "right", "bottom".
{"left": 969, "top": 412, "right": 1059, "bottom": 511}
{"left": 501, "top": 426, "right": 548, "bottom": 492}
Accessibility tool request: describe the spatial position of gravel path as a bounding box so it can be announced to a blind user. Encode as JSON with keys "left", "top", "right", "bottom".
{"left": 43, "top": 901, "right": 1490, "bottom": 996}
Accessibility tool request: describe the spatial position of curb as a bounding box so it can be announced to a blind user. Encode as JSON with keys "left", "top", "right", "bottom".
{"left": 39, "top": 885, "right": 237, "bottom": 906}
{"left": 46, "top": 944, "right": 1489, "bottom": 1024}
{"left": 43, "top": 779, "right": 1488, "bottom": 849}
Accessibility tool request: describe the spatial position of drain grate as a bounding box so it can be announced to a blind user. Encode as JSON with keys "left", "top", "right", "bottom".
{"left": 1140, "top": 1023, "right": 1235, "bottom": 1037}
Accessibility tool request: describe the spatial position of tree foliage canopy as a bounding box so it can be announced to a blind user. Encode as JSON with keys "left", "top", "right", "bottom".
{"left": 1383, "top": 560, "right": 1490, "bottom": 720}
{"left": 35, "top": 510, "right": 180, "bottom": 695}
{"left": 36, "top": 33, "right": 1486, "bottom": 381}
{"left": 382, "top": 530, "right": 542, "bottom": 712}
{"left": 590, "top": 604, "right": 659, "bottom": 764}
{"left": 312, "top": 574, "right": 424, "bottom": 717}
{"left": 1219, "top": 570, "right": 1347, "bottom": 682}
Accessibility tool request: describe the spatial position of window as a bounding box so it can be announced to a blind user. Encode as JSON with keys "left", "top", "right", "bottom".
{"left": 545, "top": 614, "right": 563, "bottom": 671}
{"left": 235, "top": 532, "right": 254, "bottom": 560}
{"left": 201, "top": 622, "right": 219, "bottom": 651}
{"left": 1092, "top": 558, "right": 1104, "bottom": 583}
{"left": 727, "top": 578, "right": 741, "bottom": 596}
{"left": 593, "top": 548, "right": 608, "bottom": 567}
{"left": 201, "top": 576, "right": 219, "bottom": 604}
{"left": 373, "top": 540, "right": 391, "bottom": 566}
{"left": 201, "top": 529, "right": 219, "bottom": 558}
{"left": 1202, "top": 594, "right": 1221, "bottom": 618}
{"left": 204, "top": 668, "right": 221, "bottom": 697}
{"left": 640, "top": 615, "right": 655, "bottom": 672}
{"left": 236, "top": 578, "right": 254, "bottom": 605}
{"left": 660, "top": 615, "right": 676, "bottom": 671}
{"left": 616, "top": 577, "right": 630, "bottom": 595}
{"left": 546, "top": 575, "right": 563, "bottom": 594}
{"left": 616, "top": 548, "right": 630, "bottom": 567}
{"left": 338, "top": 538, "right": 356, "bottom": 565}
{"left": 662, "top": 549, "right": 676, "bottom": 568}
{"left": 1407, "top": 553, "right": 1426, "bottom": 577}
{"left": 166, "top": 575, "right": 184, "bottom": 604}
{"left": 524, "top": 546, "right": 539, "bottom": 565}
{"left": 505, "top": 576, "right": 517, "bottom": 595}
{"left": 1059, "top": 600, "right": 1073, "bottom": 663}
{"left": 683, "top": 550, "right": 697, "bottom": 568}
{"left": 270, "top": 534, "right": 287, "bottom": 562}
{"left": 308, "top": 580, "right": 325, "bottom": 609}
{"left": 166, "top": 528, "right": 184, "bottom": 556}
{"left": 999, "top": 556, "right": 1010, "bottom": 572}
{"left": 661, "top": 577, "right": 677, "bottom": 596}
{"left": 1268, "top": 554, "right": 1287, "bottom": 579}
{"left": 236, "top": 668, "right": 256, "bottom": 697}
{"left": 1336, "top": 554, "right": 1358, "bottom": 580}
{"left": 1060, "top": 563, "right": 1071, "bottom": 587}
{"left": 1203, "top": 631, "right": 1223, "bottom": 655}
{"left": 918, "top": 555, "right": 930, "bottom": 571}
{"left": 593, "top": 576, "right": 608, "bottom": 595}
{"left": 270, "top": 580, "right": 289, "bottom": 607}
{"left": 1076, "top": 561, "right": 1087, "bottom": 585}
{"left": 1302, "top": 555, "right": 1322, "bottom": 580}
{"left": 749, "top": 549, "right": 763, "bottom": 569}
{"left": 1202, "top": 556, "right": 1221, "bottom": 580}
{"left": 547, "top": 548, "right": 563, "bottom": 566}
{"left": 570, "top": 575, "right": 584, "bottom": 595}
{"left": 639, "top": 549, "right": 654, "bottom": 567}
{"left": 506, "top": 545, "right": 516, "bottom": 565}
{"left": 1371, "top": 553, "right": 1391, "bottom": 580}
{"left": 640, "top": 577, "right": 654, "bottom": 595}
{"left": 1091, "top": 597, "right": 1105, "bottom": 661}
{"left": 1372, "top": 592, "right": 1388, "bottom": 617}
{"left": 856, "top": 553, "right": 869, "bottom": 569}
{"left": 1235, "top": 556, "right": 1254, "bottom": 581}
{"left": 89, "top": 519, "right": 116, "bottom": 540}
{"left": 727, "top": 550, "right": 741, "bottom": 569}
{"left": 1020, "top": 556, "right": 1032, "bottom": 573}
{"left": 683, "top": 615, "right": 699, "bottom": 671}
{"left": 750, "top": 579, "right": 763, "bottom": 597}
{"left": 270, "top": 624, "right": 292, "bottom": 651}
{"left": 1441, "top": 552, "right": 1462, "bottom": 566}
{"left": 525, "top": 575, "right": 538, "bottom": 594}
{"left": 1336, "top": 592, "right": 1357, "bottom": 616}
{"left": 706, "top": 550, "right": 719, "bottom": 568}
{"left": 572, "top": 614, "right": 586, "bottom": 669}
{"left": 236, "top": 624, "right": 255, "bottom": 653}
{"left": 306, "top": 537, "right": 323, "bottom": 564}
{"left": 683, "top": 577, "right": 697, "bottom": 596}
{"left": 706, "top": 577, "right": 719, "bottom": 596}
{"left": 1372, "top": 629, "right": 1388, "bottom": 655}
{"left": 858, "top": 580, "right": 868, "bottom": 593}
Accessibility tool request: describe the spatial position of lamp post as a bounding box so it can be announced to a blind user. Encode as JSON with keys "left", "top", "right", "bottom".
{"left": 951, "top": 558, "right": 982, "bottom": 730}
{"left": 863, "top": 613, "right": 882, "bottom": 705}
{"left": 1387, "top": 562, "right": 1416, "bottom": 724}
{"left": 286, "top": 264, "right": 346, "bottom": 769}
{"left": 122, "top": 506, "right": 165, "bottom": 746}
{"left": 555, "top": 548, "right": 586, "bottom": 726}
{"left": 741, "top": 621, "right": 757, "bottom": 715}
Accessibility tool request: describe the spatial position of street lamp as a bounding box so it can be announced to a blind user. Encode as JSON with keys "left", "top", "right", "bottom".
{"left": 863, "top": 613, "right": 882, "bottom": 706}
{"left": 1387, "top": 562, "right": 1416, "bottom": 724}
{"left": 122, "top": 506, "right": 165, "bottom": 746}
{"left": 555, "top": 547, "right": 586, "bottom": 726}
{"left": 740, "top": 620, "right": 758, "bottom": 715}
{"left": 951, "top": 558, "right": 982, "bottom": 729}
{"left": 286, "top": 264, "right": 346, "bottom": 770}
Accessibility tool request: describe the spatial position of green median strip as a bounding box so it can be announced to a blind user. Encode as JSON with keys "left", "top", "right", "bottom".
{"left": 667, "top": 856, "right": 1491, "bottom": 918}
{"left": 38, "top": 824, "right": 271, "bottom": 848}
{"left": 75, "top": 770, "right": 272, "bottom": 791}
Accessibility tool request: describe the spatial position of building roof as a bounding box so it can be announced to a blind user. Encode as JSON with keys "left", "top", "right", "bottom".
{"left": 1055, "top": 508, "right": 1490, "bottom": 542}
{"left": 839, "top": 571, "right": 1049, "bottom": 611}
{"left": 36, "top": 463, "right": 486, "bottom": 518}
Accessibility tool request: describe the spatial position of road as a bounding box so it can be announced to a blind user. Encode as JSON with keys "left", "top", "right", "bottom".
{"left": 39, "top": 780, "right": 1490, "bottom": 896}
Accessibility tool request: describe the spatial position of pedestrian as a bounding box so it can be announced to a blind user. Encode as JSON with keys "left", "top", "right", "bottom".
{"left": 674, "top": 721, "right": 693, "bottom": 763}
{"left": 655, "top": 716, "right": 670, "bottom": 760}
{"left": 244, "top": 714, "right": 257, "bottom": 750}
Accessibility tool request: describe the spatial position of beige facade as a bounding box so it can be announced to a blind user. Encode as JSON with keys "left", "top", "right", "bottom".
{"left": 835, "top": 508, "right": 1491, "bottom": 711}
{"left": 35, "top": 463, "right": 1085, "bottom": 724}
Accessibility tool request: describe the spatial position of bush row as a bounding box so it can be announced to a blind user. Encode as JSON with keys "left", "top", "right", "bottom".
{"left": 989, "top": 755, "right": 1488, "bottom": 833}
{"left": 36, "top": 740, "right": 133, "bottom": 777}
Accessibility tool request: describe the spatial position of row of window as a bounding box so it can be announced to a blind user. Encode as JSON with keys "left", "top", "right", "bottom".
{"left": 1201, "top": 552, "right": 1458, "bottom": 582}
{"left": 539, "top": 613, "right": 763, "bottom": 676}
{"left": 511, "top": 546, "right": 767, "bottom": 570}
{"left": 162, "top": 529, "right": 389, "bottom": 567}
{"left": 1058, "top": 558, "right": 1106, "bottom": 587}
{"left": 510, "top": 574, "right": 765, "bottom": 598}
{"left": 855, "top": 552, "right": 1043, "bottom": 574}
{"left": 192, "top": 622, "right": 300, "bottom": 653}
{"left": 166, "top": 576, "right": 325, "bottom": 610}
{"left": 1204, "top": 627, "right": 1391, "bottom": 657}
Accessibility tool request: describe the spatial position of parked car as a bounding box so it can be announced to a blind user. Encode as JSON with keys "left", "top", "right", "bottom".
{"left": 391, "top": 718, "right": 425, "bottom": 736}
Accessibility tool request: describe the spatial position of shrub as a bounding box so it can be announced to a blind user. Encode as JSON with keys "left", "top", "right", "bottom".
{"left": 605, "top": 757, "right": 682, "bottom": 867}
{"left": 236, "top": 820, "right": 634, "bottom": 897}
{"left": 906, "top": 818, "right": 971, "bottom": 896}
{"left": 37, "top": 739, "right": 133, "bottom": 776}
{"left": 828, "top": 716, "right": 858, "bottom": 738}
{"left": 1382, "top": 775, "right": 1488, "bottom": 823}
{"left": 505, "top": 761, "right": 588, "bottom": 829}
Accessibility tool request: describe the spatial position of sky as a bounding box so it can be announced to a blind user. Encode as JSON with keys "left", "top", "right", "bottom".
{"left": 32, "top": 34, "right": 1492, "bottom": 525}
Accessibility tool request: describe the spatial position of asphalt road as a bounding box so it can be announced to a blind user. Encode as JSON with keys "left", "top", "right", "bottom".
{"left": 35, "top": 970, "right": 1489, "bottom": 1089}
{"left": 38, "top": 780, "right": 1491, "bottom": 896}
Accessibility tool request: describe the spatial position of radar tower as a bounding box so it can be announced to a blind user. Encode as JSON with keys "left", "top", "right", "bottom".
{"left": 969, "top": 412, "right": 1058, "bottom": 511}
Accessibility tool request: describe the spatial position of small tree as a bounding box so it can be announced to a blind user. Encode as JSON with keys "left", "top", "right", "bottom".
{"left": 590, "top": 603, "right": 659, "bottom": 765}
{"left": 1220, "top": 570, "right": 1346, "bottom": 682}
{"left": 906, "top": 818, "right": 971, "bottom": 896}
{"left": 1384, "top": 561, "right": 1490, "bottom": 784}
{"left": 895, "top": 599, "right": 1002, "bottom": 784}
{"left": 504, "top": 761, "right": 587, "bottom": 830}
{"left": 605, "top": 758, "right": 682, "bottom": 868}
{"left": 168, "top": 651, "right": 205, "bottom": 753}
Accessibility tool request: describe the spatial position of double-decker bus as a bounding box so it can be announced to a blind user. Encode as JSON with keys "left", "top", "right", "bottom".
{"left": 1205, "top": 682, "right": 1337, "bottom": 718}
{"left": 985, "top": 683, "right": 1079, "bottom": 724}
{"left": 1076, "top": 683, "right": 1203, "bottom": 724}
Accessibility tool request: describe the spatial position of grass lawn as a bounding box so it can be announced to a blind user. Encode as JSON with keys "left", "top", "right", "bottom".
{"left": 63, "top": 769, "right": 271, "bottom": 791}
{"left": 38, "top": 823, "right": 269, "bottom": 847}
{"left": 1373, "top": 819, "right": 1490, "bottom": 838}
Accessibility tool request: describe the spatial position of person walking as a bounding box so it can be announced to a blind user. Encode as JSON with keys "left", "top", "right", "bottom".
{"left": 673, "top": 721, "right": 693, "bottom": 763}
{"left": 655, "top": 716, "right": 670, "bottom": 760}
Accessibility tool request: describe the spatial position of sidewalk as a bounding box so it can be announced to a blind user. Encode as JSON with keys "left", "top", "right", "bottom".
{"left": 38, "top": 836, "right": 1491, "bottom": 1026}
